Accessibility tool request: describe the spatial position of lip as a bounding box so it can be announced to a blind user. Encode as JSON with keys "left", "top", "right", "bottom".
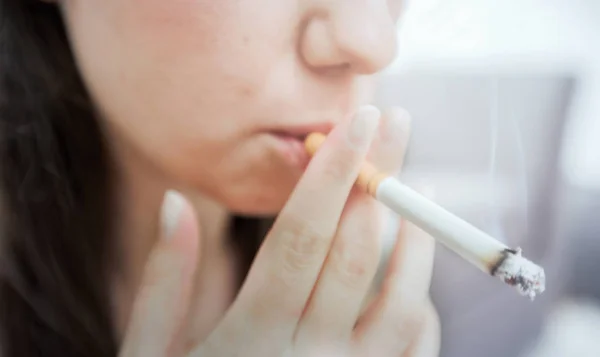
{"left": 270, "top": 122, "right": 334, "bottom": 140}
{"left": 266, "top": 122, "right": 334, "bottom": 169}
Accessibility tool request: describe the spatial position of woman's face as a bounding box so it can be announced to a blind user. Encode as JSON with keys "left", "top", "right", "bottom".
{"left": 62, "top": 0, "right": 403, "bottom": 214}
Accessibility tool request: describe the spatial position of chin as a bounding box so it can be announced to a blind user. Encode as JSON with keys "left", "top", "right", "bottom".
{"left": 196, "top": 146, "right": 304, "bottom": 216}
{"left": 224, "top": 196, "right": 287, "bottom": 217}
{"left": 216, "top": 181, "right": 295, "bottom": 217}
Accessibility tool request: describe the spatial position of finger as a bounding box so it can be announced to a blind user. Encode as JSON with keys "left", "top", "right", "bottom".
{"left": 404, "top": 301, "right": 441, "bottom": 357}
{"left": 363, "top": 107, "right": 412, "bottom": 300}
{"left": 368, "top": 107, "right": 411, "bottom": 174}
{"left": 352, "top": 301, "right": 439, "bottom": 357}
{"left": 294, "top": 108, "right": 411, "bottom": 346}
{"left": 353, "top": 187, "right": 436, "bottom": 355}
{"left": 119, "top": 190, "right": 199, "bottom": 357}
{"left": 293, "top": 187, "right": 382, "bottom": 351}
{"left": 232, "top": 105, "right": 380, "bottom": 339}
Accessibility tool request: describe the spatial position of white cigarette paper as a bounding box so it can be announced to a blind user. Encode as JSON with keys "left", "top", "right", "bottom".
{"left": 376, "top": 177, "right": 545, "bottom": 299}
{"left": 304, "top": 132, "right": 546, "bottom": 300}
{"left": 377, "top": 178, "right": 506, "bottom": 272}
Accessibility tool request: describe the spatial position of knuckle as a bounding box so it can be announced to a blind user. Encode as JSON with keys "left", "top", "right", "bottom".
{"left": 329, "top": 233, "right": 381, "bottom": 289}
{"left": 379, "top": 295, "right": 428, "bottom": 335}
{"left": 389, "top": 306, "right": 427, "bottom": 338}
{"left": 274, "top": 215, "right": 331, "bottom": 279}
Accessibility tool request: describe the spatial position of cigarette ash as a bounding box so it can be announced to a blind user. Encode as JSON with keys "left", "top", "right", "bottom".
{"left": 492, "top": 248, "right": 546, "bottom": 300}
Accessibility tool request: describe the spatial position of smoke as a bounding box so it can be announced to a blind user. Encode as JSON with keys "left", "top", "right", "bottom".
{"left": 486, "top": 76, "right": 529, "bottom": 245}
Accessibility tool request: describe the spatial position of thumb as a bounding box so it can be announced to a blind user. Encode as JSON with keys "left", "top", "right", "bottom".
{"left": 119, "top": 190, "right": 200, "bottom": 357}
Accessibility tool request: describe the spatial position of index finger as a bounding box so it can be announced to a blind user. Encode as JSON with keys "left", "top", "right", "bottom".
{"left": 234, "top": 106, "right": 381, "bottom": 334}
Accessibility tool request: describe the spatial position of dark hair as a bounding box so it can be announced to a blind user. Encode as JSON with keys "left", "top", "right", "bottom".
{"left": 0, "top": 1, "right": 265, "bottom": 356}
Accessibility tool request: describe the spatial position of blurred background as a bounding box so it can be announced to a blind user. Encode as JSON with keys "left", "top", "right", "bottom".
{"left": 373, "top": 0, "right": 600, "bottom": 356}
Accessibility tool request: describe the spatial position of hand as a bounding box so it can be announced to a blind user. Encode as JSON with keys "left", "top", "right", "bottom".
{"left": 118, "top": 106, "right": 440, "bottom": 357}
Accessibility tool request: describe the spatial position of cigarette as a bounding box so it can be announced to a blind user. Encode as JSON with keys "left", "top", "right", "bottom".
{"left": 305, "top": 133, "right": 546, "bottom": 300}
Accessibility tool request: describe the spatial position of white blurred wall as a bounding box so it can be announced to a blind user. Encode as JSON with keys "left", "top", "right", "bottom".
{"left": 386, "top": 0, "right": 600, "bottom": 189}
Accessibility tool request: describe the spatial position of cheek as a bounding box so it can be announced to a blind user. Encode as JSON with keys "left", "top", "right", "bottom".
{"left": 63, "top": 1, "right": 237, "bottom": 185}
{"left": 72, "top": 0, "right": 295, "bottom": 129}
{"left": 65, "top": 0, "right": 302, "bottom": 211}
{"left": 121, "top": 0, "right": 234, "bottom": 60}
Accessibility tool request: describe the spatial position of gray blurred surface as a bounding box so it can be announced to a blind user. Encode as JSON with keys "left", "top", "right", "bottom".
{"left": 374, "top": 72, "right": 577, "bottom": 357}
{"left": 555, "top": 186, "right": 600, "bottom": 302}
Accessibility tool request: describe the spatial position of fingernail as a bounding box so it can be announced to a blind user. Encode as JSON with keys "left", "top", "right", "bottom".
{"left": 161, "top": 190, "right": 185, "bottom": 239}
{"left": 348, "top": 105, "right": 381, "bottom": 148}
{"left": 381, "top": 108, "right": 411, "bottom": 142}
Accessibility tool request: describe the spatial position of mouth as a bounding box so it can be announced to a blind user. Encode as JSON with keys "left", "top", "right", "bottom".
{"left": 269, "top": 122, "right": 334, "bottom": 141}
{"left": 269, "top": 131, "right": 309, "bottom": 143}
{"left": 266, "top": 122, "right": 334, "bottom": 168}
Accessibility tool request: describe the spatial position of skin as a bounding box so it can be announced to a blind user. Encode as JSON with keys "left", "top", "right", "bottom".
{"left": 58, "top": 0, "right": 440, "bottom": 356}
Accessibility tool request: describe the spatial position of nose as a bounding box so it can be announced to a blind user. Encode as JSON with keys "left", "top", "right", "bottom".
{"left": 300, "top": 0, "right": 398, "bottom": 75}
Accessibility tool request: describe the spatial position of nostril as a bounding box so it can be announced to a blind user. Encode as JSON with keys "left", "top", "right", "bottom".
{"left": 312, "top": 63, "right": 352, "bottom": 77}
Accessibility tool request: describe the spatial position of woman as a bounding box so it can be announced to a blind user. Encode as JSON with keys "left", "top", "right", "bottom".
{"left": 0, "top": 0, "right": 439, "bottom": 356}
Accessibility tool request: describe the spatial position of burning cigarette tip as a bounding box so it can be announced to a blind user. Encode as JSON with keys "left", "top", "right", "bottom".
{"left": 493, "top": 248, "right": 546, "bottom": 300}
